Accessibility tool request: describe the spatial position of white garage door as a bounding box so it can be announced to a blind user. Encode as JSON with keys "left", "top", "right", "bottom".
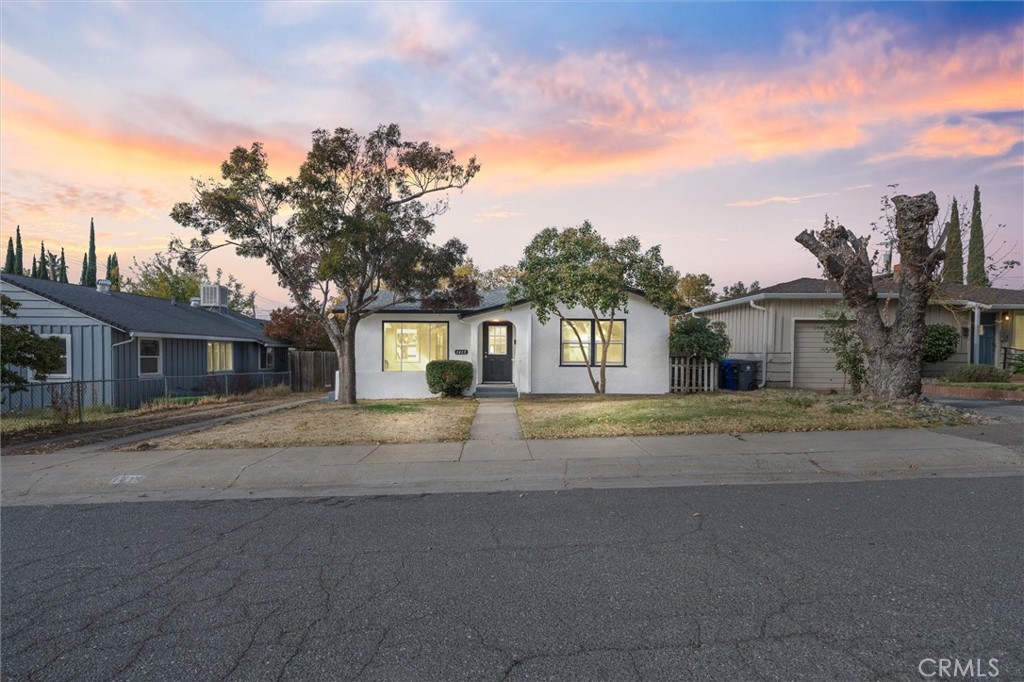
{"left": 792, "top": 321, "right": 847, "bottom": 391}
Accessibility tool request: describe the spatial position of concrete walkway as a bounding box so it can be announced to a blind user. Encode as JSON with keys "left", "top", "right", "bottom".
{"left": 2, "top": 421, "right": 1021, "bottom": 505}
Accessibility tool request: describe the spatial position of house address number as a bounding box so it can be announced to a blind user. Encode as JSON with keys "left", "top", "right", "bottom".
{"left": 454, "top": 349, "right": 469, "bottom": 355}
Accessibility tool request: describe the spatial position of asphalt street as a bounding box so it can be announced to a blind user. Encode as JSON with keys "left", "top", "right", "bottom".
{"left": 2, "top": 476, "right": 1020, "bottom": 682}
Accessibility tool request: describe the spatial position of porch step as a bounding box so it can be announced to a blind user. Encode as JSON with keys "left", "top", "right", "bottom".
{"left": 474, "top": 383, "right": 519, "bottom": 398}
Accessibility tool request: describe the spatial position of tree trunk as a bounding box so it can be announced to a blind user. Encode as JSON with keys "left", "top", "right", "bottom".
{"left": 322, "top": 313, "right": 358, "bottom": 404}
{"left": 795, "top": 192, "right": 942, "bottom": 402}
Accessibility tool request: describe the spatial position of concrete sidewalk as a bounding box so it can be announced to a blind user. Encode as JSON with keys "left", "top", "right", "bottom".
{"left": 2, "top": 426, "right": 1021, "bottom": 506}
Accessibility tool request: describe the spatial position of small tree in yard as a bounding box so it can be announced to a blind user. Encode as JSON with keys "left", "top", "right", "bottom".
{"left": 1, "top": 295, "right": 63, "bottom": 398}
{"left": 819, "top": 306, "right": 867, "bottom": 394}
{"left": 510, "top": 221, "right": 677, "bottom": 394}
{"left": 795, "top": 192, "right": 945, "bottom": 401}
{"left": 669, "top": 316, "right": 730, "bottom": 362}
{"left": 171, "top": 124, "right": 479, "bottom": 404}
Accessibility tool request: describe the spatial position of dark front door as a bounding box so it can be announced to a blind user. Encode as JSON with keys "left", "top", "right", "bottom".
{"left": 482, "top": 322, "right": 513, "bottom": 382}
{"left": 978, "top": 312, "right": 997, "bottom": 365}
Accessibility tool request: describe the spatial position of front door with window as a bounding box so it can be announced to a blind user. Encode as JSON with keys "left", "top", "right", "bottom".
{"left": 482, "top": 322, "right": 513, "bottom": 382}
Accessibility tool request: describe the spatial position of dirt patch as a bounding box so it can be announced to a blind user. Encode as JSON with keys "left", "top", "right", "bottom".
{"left": 130, "top": 399, "right": 478, "bottom": 449}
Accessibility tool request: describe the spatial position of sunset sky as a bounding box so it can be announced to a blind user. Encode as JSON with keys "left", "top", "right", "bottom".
{"left": 2, "top": 1, "right": 1022, "bottom": 314}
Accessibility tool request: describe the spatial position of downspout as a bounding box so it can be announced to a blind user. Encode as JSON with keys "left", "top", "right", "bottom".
{"left": 748, "top": 300, "right": 769, "bottom": 388}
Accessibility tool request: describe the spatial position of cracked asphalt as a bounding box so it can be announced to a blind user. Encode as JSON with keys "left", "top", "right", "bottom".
{"left": 3, "top": 476, "right": 1020, "bottom": 681}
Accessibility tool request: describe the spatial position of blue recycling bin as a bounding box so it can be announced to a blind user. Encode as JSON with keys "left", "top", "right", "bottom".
{"left": 719, "top": 359, "right": 736, "bottom": 390}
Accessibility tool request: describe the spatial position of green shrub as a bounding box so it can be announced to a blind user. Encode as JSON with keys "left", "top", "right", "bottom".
{"left": 669, "top": 316, "right": 730, "bottom": 362}
{"left": 1012, "top": 354, "right": 1024, "bottom": 376}
{"left": 941, "top": 364, "right": 1011, "bottom": 383}
{"left": 425, "top": 360, "right": 474, "bottom": 397}
{"left": 922, "top": 324, "right": 960, "bottom": 364}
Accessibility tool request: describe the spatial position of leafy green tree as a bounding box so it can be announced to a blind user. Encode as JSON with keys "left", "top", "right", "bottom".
{"left": 79, "top": 253, "right": 88, "bottom": 286}
{"left": 509, "top": 220, "right": 677, "bottom": 394}
{"left": 85, "top": 218, "right": 97, "bottom": 287}
{"left": 674, "top": 272, "right": 717, "bottom": 309}
{"left": 1, "top": 294, "right": 64, "bottom": 394}
{"left": 721, "top": 280, "right": 760, "bottom": 299}
{"left": 941, "top": 198, "right": 963, "bottom": 284}
{"left": 966, "top": 185, "right": 989, "bottom": 286}
{"left": 669, "top": 316, "right": 730, "bottom": 361}
{"left": 3, "top": 237, "right": 15, "bottom": 273}
{"left": 15, "top": 226, "right": 23, "bottom": 275}
{"left": 30, "top": 256, "right": 37, "bottom": 278}
{"left": 170, "top": 124, "right": 479, "bottom": 404}
{"left": 122, "top": 251, "right": 255, "bottom": 314}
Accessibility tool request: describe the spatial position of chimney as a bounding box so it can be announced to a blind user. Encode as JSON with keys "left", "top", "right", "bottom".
{"left": 190, "top": 297, "right": 201, "bottom": 308}
{"left": 96, "top": 279, "right": 111, "bottom": 294}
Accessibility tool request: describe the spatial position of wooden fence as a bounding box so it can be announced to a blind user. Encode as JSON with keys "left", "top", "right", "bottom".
{"left": 288, "top": 350, "right": 338, "bottom": 393}
{"left": 670, "top": 356, "right": 717, "bottom": 393}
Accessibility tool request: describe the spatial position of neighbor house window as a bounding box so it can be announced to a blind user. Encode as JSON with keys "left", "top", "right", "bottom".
{"left": 207, "top": 342, "right": 233, "bottom": 373}
{"left": 259, "top": 347, "right": 274, "bottom": 370}
{"left": 560, "top": 319, "right": 625, "bottom": 366}
{"left": 38, "top": 334, "right": 71, "bottom": 381}
{"left": 139, "top": 338, "right": 162, "bottom": 376}
{"left": 383, "top": 322, "right": 448, "bottom": 371}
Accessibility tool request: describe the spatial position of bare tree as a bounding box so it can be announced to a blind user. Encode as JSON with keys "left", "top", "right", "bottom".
{"left": 795, "top": 192, "right": 944, "bottom": 401}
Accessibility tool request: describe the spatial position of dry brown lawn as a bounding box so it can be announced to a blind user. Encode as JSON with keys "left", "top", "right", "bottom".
{"left": 139, "top": 399, "right": 477, "bottom": 449}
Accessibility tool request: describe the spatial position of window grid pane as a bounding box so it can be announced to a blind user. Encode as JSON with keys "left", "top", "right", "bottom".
{"left": 560, "top": 319, "right": 625, "bottom": 367}
{"left": 384, "top": 322, "right": 447, "bottom": 372}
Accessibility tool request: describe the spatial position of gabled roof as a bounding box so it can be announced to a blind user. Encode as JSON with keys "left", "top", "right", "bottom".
{"left": 693, "top": 276, "right": 1024, "bottom": 313}
{"left": 1, "top": 273, "right": 284, "bottom": 345}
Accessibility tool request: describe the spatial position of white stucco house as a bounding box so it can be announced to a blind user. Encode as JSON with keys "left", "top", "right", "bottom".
{"left": 342, "top": 288, "right": 670, "bottom": 399}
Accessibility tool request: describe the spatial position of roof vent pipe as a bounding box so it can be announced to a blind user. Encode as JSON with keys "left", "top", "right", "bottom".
{"left": 96, "top": 279, "right": 111, "bottom": 294}
{"left": 190, "top": 297, "right": 201, "bottom": 308}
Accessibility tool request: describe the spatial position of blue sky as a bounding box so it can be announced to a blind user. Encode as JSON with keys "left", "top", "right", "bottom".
{"left": 2, "top": 1, "right": 1021, "bottom": 312}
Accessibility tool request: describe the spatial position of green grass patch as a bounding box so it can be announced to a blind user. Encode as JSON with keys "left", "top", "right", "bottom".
{"left": 515, "top": 389, "right": 982, "bottom": 439}
{"left": 935, "top": 382, "right": 1024, "bottom": 392}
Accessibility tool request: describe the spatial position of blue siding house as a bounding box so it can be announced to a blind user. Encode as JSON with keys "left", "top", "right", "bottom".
{"left": 1, "top": 273, "right": 289, "bottom": 410}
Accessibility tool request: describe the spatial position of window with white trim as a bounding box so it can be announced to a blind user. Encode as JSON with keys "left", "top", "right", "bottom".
{"left": 139, "top": 338, "right": 162, "bottom": 376}
{"left": 383, "top": 322, "right": 448, "bottom": 371}
{"left": 259, "top": 346, "right": 274, "bottom": 370}
{"left": 38, "top": 334, "right": 71, "bottom": 381}
{"left": 560, "top": 319, "right": 625, "bottom": 366}
{"left": 207, "top": 341, "right": 234, "bottom": 373}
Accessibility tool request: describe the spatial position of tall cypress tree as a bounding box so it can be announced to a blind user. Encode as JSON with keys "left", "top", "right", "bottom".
{"left": 80, "top": 253, "right": 88, "bottom": 286}
{"left": 966, "top": 185, "right": 989, "bottom": 286}
{"left": 3, "top": 237, "right": 14, "bottom": 273}
{"left": 37, "top": 242, "right": 49, "bottom": 280}
{"left": 59, "top": 248, "right": 69, "bottom": 283}
{"left": 86, "top": 218, "right": 97, "bottom": 287}
{"left": 107, "top": 252, "right": 121, "bottom": 290}
{"left": 941, "top": 198, "right": 963, "bottom": 284}
{"left": 30, "top": 255, "right": 38, "bottom": 279}
{"left": 15, "top": 226, "right": 23, "bottom": 275}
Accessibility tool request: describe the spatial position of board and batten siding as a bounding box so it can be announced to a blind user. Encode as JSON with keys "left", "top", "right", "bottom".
{"left": 0, "top": 281, "right": 114, "bottom": 382}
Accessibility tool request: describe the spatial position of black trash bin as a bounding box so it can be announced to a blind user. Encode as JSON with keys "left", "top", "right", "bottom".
{"left": 733, "top": 359, "right": 760, "bottom": 391}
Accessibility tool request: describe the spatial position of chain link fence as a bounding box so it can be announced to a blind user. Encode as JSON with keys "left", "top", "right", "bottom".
{"left": 1, "top": 372, "right": 291, "bottom": 432}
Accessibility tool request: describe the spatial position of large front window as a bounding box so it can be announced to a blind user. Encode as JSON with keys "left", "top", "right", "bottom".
{"left": 139, "top": 338, "right": 162, "bottom": 375}
{"left": 383, "top": 322, "right": 448, "bottom": 371}
{"left": 207, "top": 342, "right": 233, "bottom": 373}
{"left": 560, "top": 319, "right": 625, "bottom": 366}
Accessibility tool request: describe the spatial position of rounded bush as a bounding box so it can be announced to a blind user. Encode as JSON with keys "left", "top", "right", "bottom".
{"left": 922, "top": 324, "right": 960, "bottom": 364}
{"left": 669, "top": 316, "right": 730, "bottom": 362}
{"left": 941, "top": 364, "right": 1011, "bottom": 383}
{"left": 425, "top": 360, "right": 474, "bottom": 397}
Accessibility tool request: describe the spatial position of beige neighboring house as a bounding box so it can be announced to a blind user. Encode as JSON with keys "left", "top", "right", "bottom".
{"left": 691, "top": 276, "right": 1024, "bottom": 391}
